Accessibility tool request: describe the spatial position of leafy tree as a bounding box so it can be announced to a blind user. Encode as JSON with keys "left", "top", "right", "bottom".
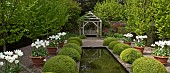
{"left": 19, "top": 0, "right": 69, "bottom": 39}
{"left": 0, "top": 0, "right": 27, "bottom": 51}
{"left": 93, "top": 0, "right": 125, "bottom": 27}
{"left": 62, "top": 0, "right": 81, "bottom": 31}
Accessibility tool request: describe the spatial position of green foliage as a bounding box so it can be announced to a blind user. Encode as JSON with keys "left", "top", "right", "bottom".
{"left": 113, "top": 33, "right": 124, "bottom": 39}
{"left": 108, "top": 41, "right": 121, "bottom": 49}
{"left": 21, "top": 0, "right": 69, "bottom": 39}
{"left": 103, "top": 37, "right": 117, "bottom": 46}
{"left": 63, "top": 43, "right": 82, "bottom": 54}
{"left": 32, "top": 47, "right": 48, "bottom": 57}
{"left": 43, "top": 55, "right": 78, "bottom": 73}
{"left": 94, "top": 0, "right": 125, "bottom": 22}
{"left": 58, "top": 48, "right": 81, "bottom": 62}
{"left": 67, "top": 40, "right": 80, "bottom": 46}
{"left": 112, "top": 43, "right": 131, "bottom": 55}
{"left": 132, "top": 57, "right": 167, "bottom": 73}
{"left": 120, "top": 48, "right": 143, "bottom": 64}
{"left": 62, "top": 0, "right": 81, "bottom": 31}
{"left": 79, "top": 34, "right": 86, "bottom": 39}
{"left": 152, "top": 0, "right": 170, "bottom": 39}
{"left": 67, "top": 37, "right": 82, "bottom": 45}
{"left": 0, "top": 0, "right": 27, "bottom": 50}
{"left": 47, "top": 41, "right": 57, "bottom": 47}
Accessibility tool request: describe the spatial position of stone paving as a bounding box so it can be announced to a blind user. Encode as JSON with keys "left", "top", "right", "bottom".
{"left": 19, "top": 37, "right": 170, "bottom": 73}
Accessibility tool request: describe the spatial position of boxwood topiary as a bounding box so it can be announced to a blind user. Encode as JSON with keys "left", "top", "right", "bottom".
{"left": 58, "top": 48, "right": 80, "bottom": 61}
{"left": 132, "top": 57, "right": 167, "bottom": 73}
{"left": 103, "top": 37, "right": 117, "bottom": 46}
{"left": 67, "top": 40, "right": 80, "bottom": 46}
{"left": 43, "top": 55, "right": 78, "bottom": 73}
{"left": 113, "top": 43, "right": 131, "bottom": 55}
{"left": 68, "top": 37, "right": 82, "bottom": 45}
{"left": 120, "top": 48, "right": 143, "bottom": 64}
{"left": 108, "top": 41, "right": 121, "bottom": 49}
{"left": 63, "top": 43, "right": 82, "bottom": 54}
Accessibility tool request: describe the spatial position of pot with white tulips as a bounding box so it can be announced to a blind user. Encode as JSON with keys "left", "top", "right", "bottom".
{"left": 0, "top": 49, "right": 24, "bottom": 73}
{"left": 47, "top": 35, "right": 59, "bottom": 55}
{"left": 151, "top": 41, "right": 170, "bottom": 64}
{"left": 58, "top": 32, "right": 67, "bottom": 48}
{"left": 30, "top": 39, "right": 49, "bottom": 67}
{"left": 123, "top": 33, "right": 133, "bottom": 46}
{"left": 134, "top": 35, "right": 147, "bottom": 54}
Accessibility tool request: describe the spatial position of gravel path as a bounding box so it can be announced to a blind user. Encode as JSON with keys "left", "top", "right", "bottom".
{"left": 19, "top": 37, "right": 170, "bottom": 73}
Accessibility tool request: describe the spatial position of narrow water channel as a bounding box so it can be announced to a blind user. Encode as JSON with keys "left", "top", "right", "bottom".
{"left": 79, "top": 47, "right": 128, "bottom": 73}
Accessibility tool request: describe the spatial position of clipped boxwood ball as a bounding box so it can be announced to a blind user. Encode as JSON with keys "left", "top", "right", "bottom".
{"left": 132, "top": 57, "right": 167, "bottom": 73}
{"left": 63, "top": 43, "right": 82, "bottom": 54}
{"left": 67, "top": 40, "right": 80, "bottom": 46}
{"left": 58, "top": 48, "right": 80, "bottom": 61}
{"left": 108, "top": 41, "right": 121, "bottom": 49}
{"left": 103, "top": 37, "right": 117, "bottom": 46}
{"left": 43, "top": 55, "right": 78, "bottom": 73}
{"left": 120, "top": 48, "right": 143, "bottom": 64}
{"left": 113, "top": 43, "right": 131, "bottom": 55}
{"left": 68, "top": 37, "right": 82, "bottom": 45}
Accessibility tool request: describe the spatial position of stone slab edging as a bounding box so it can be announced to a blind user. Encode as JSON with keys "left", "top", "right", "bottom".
{"left": 107, "top": 49, "right": 132, "bottom": 73}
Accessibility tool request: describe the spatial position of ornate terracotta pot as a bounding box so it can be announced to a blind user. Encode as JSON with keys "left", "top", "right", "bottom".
{"left": 30, "top": 56, "right": 45, "bottom": 67}
{"left": 47, "top": 47, "right": 58, "bottom": 55}
{"left": 153, "top": 55, "right": 169, "bottom": 64}
{"left": 134, "top": 46, "right": 144, "bottom": 54}
{"left": 124, "top": 42, "right": 131, "bottom": 46}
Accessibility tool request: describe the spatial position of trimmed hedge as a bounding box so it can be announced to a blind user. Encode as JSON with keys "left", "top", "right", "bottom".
{"left": 67, "top": 40, "right": 80, "bottom": 46}
{"left": 43, "top": 55, "right": 78, "bottom": 73}
{"left": 112, "top": 43, "right": 131, "bottom": 55}
{"left": 103, "top": 37, "right": 117, "bottom": 46}
{"left": 108, "top": 41, "right": 121, "bottom": 49}
{"left": 132, "top": 57, "right": 167, "bottom": 73}
{"left": 120, "top": 48, "right": 143, "bottom": 64}
{"left": 67, "top": 37, "right": 82, "bottom": 45}
{"left": 63, "top": 43, "right": 82, "bottom": 54}
{"left": 58, "top": 48, "right": 80, "bottom": 61}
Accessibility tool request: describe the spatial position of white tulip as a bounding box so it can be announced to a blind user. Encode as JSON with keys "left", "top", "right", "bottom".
{"left": 151, "top": 44, "right": 155, "bottom": 47}
{"left": 0, "top": 61, "right": 4, "bottom": 65}
{"left": 13, "top": 55, "right": 18, "bottom": 59}
{"left": 31, "top": 43, "right": 36, "bottom": 47}
{"left": 4, "top": 51, "right": 13, "bottom": 56}
{"left": 15, "top": 60, "right": 19, "bottom": 64}
{"left": 43, "top": 59, "right": 46, "bottom": 62}
{"left": 14, "top": 49, "right": 23, "bottom": 57}
{"left": 0, "top": 53, "right": 5, "bottom": 59}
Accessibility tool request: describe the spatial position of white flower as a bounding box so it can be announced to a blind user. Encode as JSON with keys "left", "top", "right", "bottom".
{"left": 0, "top": 62, "right": 4, "bottom": 66}
{"left": 15, "top": 60, "right": 19, "bottom": 64}
{"left": 9, "top": 59, "right": 14, "bottom": 63}
{"left": 4, "top": 51, "right": 13, "bottom": 56}
{"left": 143, "top": 35, "right": 147, "bottom": 38}
{"left": 61, "top": 32, "right": 66, "bottom": 36}
{"left": 14, "top": 50, "right": 23, "bottom": 57}
{"left": 151, "top": 44, "right": 155, "bottom": 47}
{"left": 124, "top": 33, "right": 133, "bottom": 38}
{"left": 13, "top": 55, "right": 18, "bottom": 59}
{"left": 58, "top": 32, "right": 62, "bottom": 36}
{"left": 43, "top": 59, "right": 46, "bottom": 61}
{"left": 31, "top": 43, "right": 36, "bottom": 47}
{"left": 0, "top": 53, "right": 5, "bottom": 59}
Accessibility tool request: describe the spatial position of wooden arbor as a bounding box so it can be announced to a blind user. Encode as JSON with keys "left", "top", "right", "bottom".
{"left": 80, "top": 11, "right": 102, "bottom": 37}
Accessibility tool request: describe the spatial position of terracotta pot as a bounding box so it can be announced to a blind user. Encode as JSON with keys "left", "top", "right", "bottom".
{"left": 124, "top": 42, "right": 131, "bottom": 46}
{"left": 153, "top": 55, "right": 169, "bottom": 64}
{"left": 47, "top": 47, "right": 57, "bottom": 55}
{"left": 30, "top": 56, "right": 45, "bottom": 67}
{"left": 134, "top": 46, "right": 144, "bottom": 54}
{"left": 59, "top": 42, "right": 64, "bottom": 48}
